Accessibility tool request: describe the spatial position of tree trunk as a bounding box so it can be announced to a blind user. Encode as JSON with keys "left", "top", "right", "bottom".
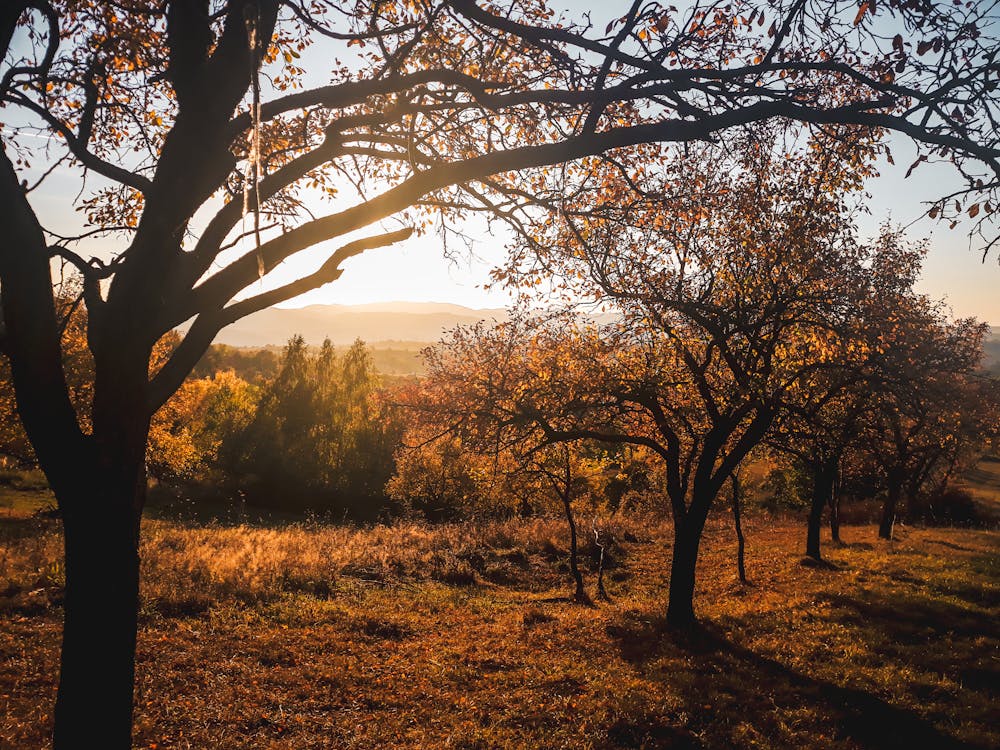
{"left": 806, "top": 465, "right": 834, "bottom": 560}
{"left": 666, "top": 500, "right": 710, "bottom": 628}
{"left": 879, "top": 471, "right": 902, "bottom": 540}
{"left": 54, "top": 473, "right": 143, "bottom": 749}
{"left": 829, "top": 475, "right": 842, "bottom": 544}
{"left": 731, "top": 474, "right": 747, "bottom": 584}
{"left": 561, "top": 489, "right": 586, "bottom": 603}
{"left": 667, "top": 522, "right": 700, "bottom": 627}
{"left": 54, "top": 348, "right": 149, "bottom": 750}
{"left": 593, "top": 525, "right": 609, "bottom": 601}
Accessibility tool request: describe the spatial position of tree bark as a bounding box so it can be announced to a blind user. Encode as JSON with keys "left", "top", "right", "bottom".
{"left": 667, "top": 521, "right": 700, "bottom": 627}
{"left": 54, "top": 470, "right": 143, "bottom": 749}
{"left": 666, "top": 494, "right": 711, "bottom": 628}
{"left": 806, "top": 464, "right": 835, "bottom": 560}
{"left": 561, "top": 488, "right": 586, "bottom": 603}
{"left": 829, "top": 471, "right": 842, "bottom": 544}
{"left": 879, "top": 469, "right": 903, "bottom": 540}
{"left": 731, "top": 474, "right": 747, "bottom": 584}
{"left": 52, "top": 341, "right": 150, "bottom": 749}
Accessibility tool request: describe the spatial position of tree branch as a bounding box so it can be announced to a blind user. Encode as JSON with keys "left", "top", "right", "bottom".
{"left": 147, "top": 227, "right": 412, "bottom": 412}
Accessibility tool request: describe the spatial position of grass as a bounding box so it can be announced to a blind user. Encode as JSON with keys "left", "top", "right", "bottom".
{"left": 0, "top": 502, "right": 997, "bottom": 750}
{"left": 958, "top": 454, "right": 1000, "bottom": 509}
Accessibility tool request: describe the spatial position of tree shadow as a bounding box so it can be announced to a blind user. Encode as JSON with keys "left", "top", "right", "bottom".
{"left": 817, "top": 588, "right": 999, "bottom": 694}
{"left": 605, "top": 614, "right": 989, "bottom": 750}
{"left": 925, "top": 537, "right": 976, "bottom": 553}
{"left": 0, "top": 514, "right": 59, "bottom": 541}
{"left": 799, "top": 555, "right": 842, "bottom": 570}
{"left": 833, "top": 540, "right": 874, "bottom": 551}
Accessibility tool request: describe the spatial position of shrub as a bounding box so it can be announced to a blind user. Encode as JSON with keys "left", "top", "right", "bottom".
{"left": 913, "top": 489, "right": 982, "bottom": 527}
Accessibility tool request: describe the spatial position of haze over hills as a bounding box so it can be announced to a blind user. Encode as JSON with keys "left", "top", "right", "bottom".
{"left": 202, "top": 302, "right": 509, "bottom": 348}
{"left": 194, "top": 306, "right": 1000, "bottom": 374}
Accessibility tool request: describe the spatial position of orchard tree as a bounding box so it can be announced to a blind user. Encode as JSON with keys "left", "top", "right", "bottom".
{"left": 419, "top": 135, "right": 876, "bottom": 624}
{"left": 2, "top": 0, "right": 1000, "bottom": 744}
{"left": 850, "top": 231, "right": 990, "bottom": 538}
{"left": 770, "top": 381, "right": 870, "bottom": 561}
{"left": 400, "top": 315, "right": 601, "bottom": 602}
{"left": 490, "top": 133, "right": 877, "bottom": 625}
{"left": 865, "top": 308, "right": 987, "bottom": 539}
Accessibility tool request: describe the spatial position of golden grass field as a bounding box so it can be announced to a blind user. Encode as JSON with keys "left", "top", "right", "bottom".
{"left": 0, "top": 488, "right": 997, "bottom": 749}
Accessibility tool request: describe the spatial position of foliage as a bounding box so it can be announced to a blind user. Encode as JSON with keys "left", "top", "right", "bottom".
{"left": 191, "top": 345, "right": 280, "bottom": 383}
{"left": 218, "top": 336, "right": 402, "bottom": 517}
{"left": 387, "top": 432, "right": 509, "bottom": 521}
{"left": 760, "top": 462, "right": 810, "bottom": 511}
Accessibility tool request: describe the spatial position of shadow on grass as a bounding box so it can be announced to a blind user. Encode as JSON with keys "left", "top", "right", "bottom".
{"left": 925, "top": 538, "right": 977, "bottom": 553}
{"left": 0, "top": 514, "right": 59, "bottom": 541}
{"left": 605, "top": 614, "right": 988, "bottom": 750}
{"left": 819, "top": 588, "right": 999, "bottom": 695}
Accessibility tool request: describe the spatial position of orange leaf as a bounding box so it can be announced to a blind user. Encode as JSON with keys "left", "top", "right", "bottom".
{"left": 853, "top": 2, "right": 870, "bottom": 26}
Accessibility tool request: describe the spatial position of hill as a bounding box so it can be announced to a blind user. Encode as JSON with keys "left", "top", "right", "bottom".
{"left": 196, "top": 302, "right": 508, "bottom": 348}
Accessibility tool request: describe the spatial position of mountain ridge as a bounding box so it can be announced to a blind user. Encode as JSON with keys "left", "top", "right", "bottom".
{"left": 196, "top": 301, "right": 508, "bottom": 348}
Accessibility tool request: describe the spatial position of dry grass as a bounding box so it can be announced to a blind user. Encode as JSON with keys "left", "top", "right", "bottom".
{"left": 0, "top": 506, "right": 997, "bottom": 749}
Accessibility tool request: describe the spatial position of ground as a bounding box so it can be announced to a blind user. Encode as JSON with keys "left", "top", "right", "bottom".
{"left": 0, "top": 486, "right": 997, "bottom": 749}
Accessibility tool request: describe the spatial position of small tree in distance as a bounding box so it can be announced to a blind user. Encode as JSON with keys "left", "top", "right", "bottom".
{"left": 395, "top": 316, "right": 602, "bottom": 602}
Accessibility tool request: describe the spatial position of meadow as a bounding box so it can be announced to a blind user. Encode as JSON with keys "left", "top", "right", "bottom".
{"left": 1, "top": 483, "right": 997, "bottom": 749}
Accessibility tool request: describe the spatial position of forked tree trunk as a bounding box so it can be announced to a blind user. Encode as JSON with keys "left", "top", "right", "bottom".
{"left": 806, "top": 464, "right": 835, "bottom": 560}
{"left": 55, "top": 481, "right": 142, "bottom": 749}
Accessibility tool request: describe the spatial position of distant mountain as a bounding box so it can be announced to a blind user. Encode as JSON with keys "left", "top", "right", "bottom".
{"left": 985, "top": 327, "right": 1000, "bottom": 373}
{"left": 196, "top": 302, "right": 508, "bottom": 348}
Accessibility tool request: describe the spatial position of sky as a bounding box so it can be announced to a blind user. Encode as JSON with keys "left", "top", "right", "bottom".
{"left": 273, "top": 140, "right": 1000, "bottom": 320}
{"left": 8, "top": 2, "right": 1000, "bottom": 322}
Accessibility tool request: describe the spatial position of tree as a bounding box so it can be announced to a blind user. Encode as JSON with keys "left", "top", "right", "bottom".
{"left": 765, "top": 250, "right": 877, "bottom": 562}
{"left": 865, "top": 309, "right": 988, "bottom": 539}
{"left": 397, "top": 320, "right": 602, "bottom": 602}
{"left": 771, "top": 383, "right": 869, "bottom": 561}
{"left": 219, "top": 335, "right": 400, "bottom": 515}
{"left": 387, "top": 431, "right": 490, "bottom": 520}
{"left": 491, "top": 133, "right": 878, "bottom": 625}
{"left": 2, "top": 0, "right": 999, "bottom": 743}
{"left": 842, "top": 231, "right": 991, "bottom": 538}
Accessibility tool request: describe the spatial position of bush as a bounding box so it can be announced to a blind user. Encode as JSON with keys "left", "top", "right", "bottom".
{"left": 758, "top": 465, "right": 809, "bottom": 511}
{"left": 913, "top": 489, "right": 982, "bottom": 527}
